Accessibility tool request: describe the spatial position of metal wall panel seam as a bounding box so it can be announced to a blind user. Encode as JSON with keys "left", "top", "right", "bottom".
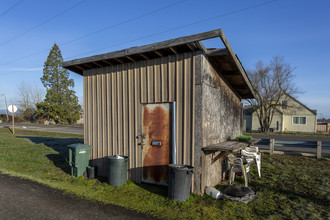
{"left": 191, "top": 52, "right": 196, "bottom": 167}
{"left": 87, "top": 74, "right": 92, "bottom": 150}
{"left": 83, "top": 75, "right": 87, "bottom": 145}
{"left": 97, "top": 73, "right": 102, "bottom": 159}
{"left": 191, "top": 52, "right": 196, "bottom": 192}
{"left": 128, "top": 63, "right": 133, "bottom": 170}
{"left": 176, "top": 54, "right": 183, "bottom": 164}
{"left": 106, "top": 67, "right": 112, "bottom": 156}
{"left": 112, "top": 67, "right": 117, "bottom": 155}
{"left": 122, "top": 64, "right": 128, "bottom": 156}
{"left": 117, "top": 65, "right": 123, "bottom": 155}
{"left": 92, "top": 74, "right": 97, "bottom": 159}
{"left": 134, "top": 62, "right": 139, "bottom": 182}
{"left": 154, "top": 59, "right": 160, "bottom": 102}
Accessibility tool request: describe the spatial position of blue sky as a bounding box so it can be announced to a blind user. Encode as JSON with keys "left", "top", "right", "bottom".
{"left": 0, "top": 0, "right": 329, "bottom": 118}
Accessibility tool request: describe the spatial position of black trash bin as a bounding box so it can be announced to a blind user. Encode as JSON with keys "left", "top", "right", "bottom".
{"left": 168, "top": 164, "right": 194, "bottom": 201}
{"left": 107, "top": 156, "right": 129, "bottom": 186}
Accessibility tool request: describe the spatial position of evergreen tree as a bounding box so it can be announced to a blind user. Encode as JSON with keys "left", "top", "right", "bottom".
{"left": 36, "top": 43, "right": 82, "bottom": 124}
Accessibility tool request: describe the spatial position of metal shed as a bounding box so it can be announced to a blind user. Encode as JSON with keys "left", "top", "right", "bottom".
{"left": 63, "top": 28, "right": 255, "bottom": 194}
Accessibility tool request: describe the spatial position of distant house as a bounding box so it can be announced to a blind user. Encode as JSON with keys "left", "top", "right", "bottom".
{"left": 244, "top": 94, "right": 317, "bottom": 133}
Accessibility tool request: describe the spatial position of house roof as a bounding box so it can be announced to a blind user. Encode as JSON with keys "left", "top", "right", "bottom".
{"left": 63, "top": 28, "right": 255, "bottom": 99}
{"left": 243, "top": 93, "right": 317, "bottom": 116}
{"left": 285, "top": 93, "right": 317, "bottom": 115}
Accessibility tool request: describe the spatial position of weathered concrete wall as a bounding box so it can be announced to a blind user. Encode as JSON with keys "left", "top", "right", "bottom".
{"left": 193, "top": 52, "right": 243, "bottom": 194}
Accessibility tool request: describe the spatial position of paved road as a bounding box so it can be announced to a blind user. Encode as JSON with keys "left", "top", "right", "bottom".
{"left": 0, "top": 173, "right": 156, "bottom": 220}
{"left": 249, "top": 134, "right": 330, "bottom": 142}
{"left": 249, "top": 134, "right": 330, "bottom": 156}
{"left": 0, "top": 123, "right": 83, "bottom": 134}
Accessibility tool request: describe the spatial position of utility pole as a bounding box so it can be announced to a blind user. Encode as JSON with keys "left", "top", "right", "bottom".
{"left": 2, "top": 94, "right": 9, "bottom": 122}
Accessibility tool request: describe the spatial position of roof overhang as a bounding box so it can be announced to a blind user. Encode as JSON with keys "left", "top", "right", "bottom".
{"left": 63, "top": 28, "right": 255, "bottom": 99}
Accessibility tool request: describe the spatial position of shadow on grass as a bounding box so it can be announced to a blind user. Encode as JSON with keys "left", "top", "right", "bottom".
{"left": 17, "top": 136, "right": 83, "bottom": 174}
{"left": 127, "top": 167, "right": 169, "bottom": 198}
{"left": 137, "top": 182, "right": 168, "bottom": 198}
{"left": 250, "top": 181, "right": 330, "bottom": 207}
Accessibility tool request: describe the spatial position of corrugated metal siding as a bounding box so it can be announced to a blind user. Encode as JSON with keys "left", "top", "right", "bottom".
{"left": 83, "top": 52, "right": 196, "bottom": 181}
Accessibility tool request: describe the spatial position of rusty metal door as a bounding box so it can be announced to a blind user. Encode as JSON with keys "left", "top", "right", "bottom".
{"left": 141, "top": 103, "right": 172, "bottom": 186}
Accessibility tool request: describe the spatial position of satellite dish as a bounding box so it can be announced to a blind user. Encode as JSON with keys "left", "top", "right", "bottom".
{"left": 8, "top": 104, "right": 17, "bottom": 113}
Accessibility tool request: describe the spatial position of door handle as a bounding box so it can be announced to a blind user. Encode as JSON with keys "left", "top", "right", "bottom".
{"left": 137, "top": 134, "right": 145, "bottom": 147}
{"left": 136, "top": 135, "right": 145, "bottom": 139}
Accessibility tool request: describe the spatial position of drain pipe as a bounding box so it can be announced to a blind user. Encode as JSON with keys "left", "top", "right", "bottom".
{"left": 172, "top": 101, "right": 177, "bottom": 164}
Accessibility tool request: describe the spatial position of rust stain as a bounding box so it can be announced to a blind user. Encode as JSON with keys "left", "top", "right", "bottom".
{"left": 142, "top": 104, "right": 171, "bottom": 184}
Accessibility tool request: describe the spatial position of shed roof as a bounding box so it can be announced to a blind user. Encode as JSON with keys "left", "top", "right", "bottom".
{"left": 63, "top": 28, "right": 255, "bottom": 99}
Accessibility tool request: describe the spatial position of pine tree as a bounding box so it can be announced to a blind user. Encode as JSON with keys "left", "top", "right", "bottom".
{"left": 36, "top": 43, "right": 82, "bottom": 124}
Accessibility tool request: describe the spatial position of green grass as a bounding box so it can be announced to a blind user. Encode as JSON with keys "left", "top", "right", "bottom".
{"left": 0, "top": 128, "right": 329, "bottom": 219}
{"left": 245, "top": 130, "right": 330, "bottom": 137}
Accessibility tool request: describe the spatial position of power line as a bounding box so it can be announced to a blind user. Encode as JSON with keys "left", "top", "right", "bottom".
{"left": 0, "top": 0, "right": 24, "bottom": 19}
{"left": 0, "top": 0, "right": 277, "bottom": 76}
{"left": 66, "top": 0, "right": 278, "bottom": 60}
{"left": 0, "top": 0, "right": 187, "bottom": 67}
{"left": 0, "top": 0, "right": 87, "bottom": 48}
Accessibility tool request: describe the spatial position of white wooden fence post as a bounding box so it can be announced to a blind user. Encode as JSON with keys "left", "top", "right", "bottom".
{"left": 270, "top": 139, "right": 275, "bottom": 155}
{"left": 317, "top": 141, "right": 322, "bottom": 159}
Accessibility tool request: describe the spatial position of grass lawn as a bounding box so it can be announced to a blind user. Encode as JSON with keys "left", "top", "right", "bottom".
{"left": 0, "top": 127, "right": 329, "bottom": 219}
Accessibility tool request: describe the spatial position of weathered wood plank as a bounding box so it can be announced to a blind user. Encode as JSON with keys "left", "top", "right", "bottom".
{"left": 219, "top": 29, "right": 255, "bottom": 99}
{"left": 270, "top": 139, "right": 275, "bottom": 155}
{"left": 63, "top": 29, "right": 222, "bottom": 69}
{"left": 202, "top": 141, "right": 249, "bottom": 152}
{"left": 317, "top": 141, "right": 322, "bottom": 159}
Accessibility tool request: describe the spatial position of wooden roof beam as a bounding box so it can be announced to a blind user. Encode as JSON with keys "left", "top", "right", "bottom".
{"left": 195, "top": 41, "right": 208, "bottom": 53}
{"left": 139, "top": 53, "right": 148, "bottom": 59}
{"left": 169, "top": 47, "right": 178, "bottom": 54}
{"left": 186, "top": 43, "right": 197, "bottom": 51}
{"left": 83, "top": 63, "right": 93, "bottom": 69}
{"left": 75, "top": 65, "right": 85, "bottom": 71}
{"left": 114, "top": 58, "right": 124, "bottom": 64}
{"left": 93, "top": 62, "right": 103, "bottom": 67}
{"left": 154, "top": 50, "right": 163, "bottom": 57}
{"left": 219, "top": 29, "right": 255, "bottom": 99}
{"left": 102, "top": 59, "right": 113, "bottom": 65}
{"left": 207, "top": 48, "right": 229, "bottom": 56}
{"left": 126, "top": 56, "right": 136, "bottom": 62}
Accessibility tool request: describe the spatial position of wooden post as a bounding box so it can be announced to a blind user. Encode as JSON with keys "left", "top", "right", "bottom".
{"left": 12, "top": 105, "right": 15, "bottom": 135}
{"left": 3, "top": 94, "right": 9, "bottom": 122}
{"left": 270, "top": 139, "right": 275, "bottom": 155}
{"left": 317, "top": 141, "right": 322, "bottom": 159}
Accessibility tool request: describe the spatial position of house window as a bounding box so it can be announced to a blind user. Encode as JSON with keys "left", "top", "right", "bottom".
{"left": 292, "top": 116, "right": 306, "bottom": 125}
{"left": 282, "top": 100, "right": 288, "bottom": 109}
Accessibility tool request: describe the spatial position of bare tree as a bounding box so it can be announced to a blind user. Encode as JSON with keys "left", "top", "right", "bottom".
{"left": 17, "top": 82, "right": 45, "bottom": 121}
{"left": 246, "top": 56, "right": 298, "bottom": 132}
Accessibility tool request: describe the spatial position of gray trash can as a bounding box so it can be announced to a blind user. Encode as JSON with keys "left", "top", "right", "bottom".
{"left": 107, "top": 156, "right": 129, "bottom": 186}
{"left": 168, "top": 164, "right": 194, "bottom": 201}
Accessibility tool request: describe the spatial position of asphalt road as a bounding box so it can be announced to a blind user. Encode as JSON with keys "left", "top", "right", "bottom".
{"left": 0, "top": 123, "right": 83, "bottom": 134}
{"left": 250, "top": 134, "right": 330, "bottom": 156}
{"left": 0, "top": 173, "right": 156, "bottom": 220}
{"left": 249, "top": 134, "right": 330, "bottom": 142}
{"left": 1, "top": 123, "right": 329, "bottom": 156}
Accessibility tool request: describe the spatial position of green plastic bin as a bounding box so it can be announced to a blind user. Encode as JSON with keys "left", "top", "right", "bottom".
{"left": 67, "top": 144, "right": 93, "bottom": 177}
{"left": 237, "top": 134, "right": 252, "bottom": 143}
{"left": 107, "top": 156, "right": 129, "bottom": 186}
